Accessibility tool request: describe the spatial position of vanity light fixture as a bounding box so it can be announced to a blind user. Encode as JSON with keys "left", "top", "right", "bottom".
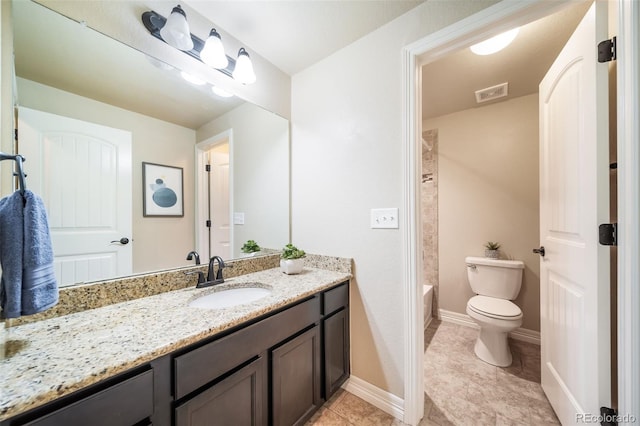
{"left": 232, "top": 48, "right": 257, "bottom": 85}
{"left": 159, "top": 5, "right": 193, "bottom": 51}
{"left": 142, "top": 8, "right": 256, "bottom": 85}
{"left": 470, "top": 27, "right": 520, "bottom": 55}
{"left": 200, "top": 29, "right": 228, "bottom": 69}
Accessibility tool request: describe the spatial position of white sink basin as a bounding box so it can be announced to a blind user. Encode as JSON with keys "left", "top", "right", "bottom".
{"left": 188, "top": 286, "right": 272, "bottom": 309}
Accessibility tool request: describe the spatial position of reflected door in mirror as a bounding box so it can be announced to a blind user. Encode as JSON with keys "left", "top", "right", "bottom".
{"left": 209, "top": 144, "right": 231, "bottom": 260}
{"left": 18, "top": 107, "right": 133, "bottom": 286}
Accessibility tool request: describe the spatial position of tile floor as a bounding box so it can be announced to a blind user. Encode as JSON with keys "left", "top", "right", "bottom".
{"left": 306, "top": 320, "right": 560, "bottom": 425}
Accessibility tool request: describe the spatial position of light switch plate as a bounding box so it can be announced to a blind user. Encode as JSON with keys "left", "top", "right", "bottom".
{"left": 371, "top": 208, "right": 399, "bottom": 229}
{"left": 233, "top": 212, "right": 245, "bottom": 225}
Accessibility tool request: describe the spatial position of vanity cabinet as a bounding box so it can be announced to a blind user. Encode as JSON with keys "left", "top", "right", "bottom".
{"left": 174, "top": 293, "right": 325, "bottom": 426}
{"left": 174, "top": 281, "right": 349, "bottom": 426}
{"left": 1, "top": 281, "right": 349, "bottom": 426}
{"left": 2, "top": 368, "right": 155, "bottom": 426}
{"left": 321, "top": 282, "right": 350, "bottom": 398}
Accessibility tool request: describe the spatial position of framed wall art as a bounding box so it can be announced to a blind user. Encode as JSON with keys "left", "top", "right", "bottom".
{"left": 142, "top": 162, "right": 184, "bottom": 217}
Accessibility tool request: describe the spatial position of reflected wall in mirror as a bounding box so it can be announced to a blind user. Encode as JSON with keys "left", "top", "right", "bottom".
{"left": 12, "top": 0, "right": 290, "bottom": 287}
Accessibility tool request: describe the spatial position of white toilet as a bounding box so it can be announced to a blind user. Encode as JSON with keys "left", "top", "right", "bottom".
{"left": 465, "top": 256, "right": 524, "bottom": 367}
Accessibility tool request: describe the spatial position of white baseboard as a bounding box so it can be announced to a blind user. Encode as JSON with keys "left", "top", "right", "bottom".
{"left": 341, "top": 375, "right": 404, "bottom": 421}
{"left": 424, "top": 315, "right": 433, "bottom": 329}
{"left": 438, "top": 308, "right": 541, "bottom": 345}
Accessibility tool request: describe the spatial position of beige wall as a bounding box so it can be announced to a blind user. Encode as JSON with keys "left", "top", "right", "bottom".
{"left": 291, "top": 0, "right": 499, "bottom": 397}
{"left": 426, "top": 94, "right": 541, "bottom": 331}
{"left": 17, "top": 78, "right": 196, "bottom": 275}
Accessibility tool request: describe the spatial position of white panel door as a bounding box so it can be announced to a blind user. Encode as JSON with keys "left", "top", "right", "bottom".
{"left": 209, "top": 148, "right": 230, "bottom": 259}
{"left": 18, "top": 107, "right": 132, "bottom": 286}
{"left": 539, "top": 3, "right": 610, "bottom": 424}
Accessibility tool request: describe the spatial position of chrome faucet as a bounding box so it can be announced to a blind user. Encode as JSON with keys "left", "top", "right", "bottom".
{"left": 206, "top": 256, "right": 226, "bottom": 284}
{"left": 186, "top": 250, "right": 201, "bottom": 265}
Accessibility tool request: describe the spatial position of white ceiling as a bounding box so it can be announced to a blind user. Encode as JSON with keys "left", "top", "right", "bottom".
{"left": 187, "top": 0, "right": 590, "bottom": 120}
{"left": 420, "top": 1, "right": 591, "bottom": 120}
{"left": 185, "top": 0, "right": 426, "bottom": 75}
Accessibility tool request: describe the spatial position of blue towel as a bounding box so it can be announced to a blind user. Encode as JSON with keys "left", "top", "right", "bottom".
{"left": 0, "top": 190, "right": 58, "bottom": 318}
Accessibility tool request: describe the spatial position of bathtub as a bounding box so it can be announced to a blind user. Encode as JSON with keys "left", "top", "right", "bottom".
{"left": 423, "top": 284, "right": 433, "bottom": 329}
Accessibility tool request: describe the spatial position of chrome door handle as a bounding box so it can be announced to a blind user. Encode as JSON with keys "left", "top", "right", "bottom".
{"left": 533, "top": 246, "right": 545, "bottom": 257}
{"left": 111, "top": 237, "right": 130, "bottom": 245}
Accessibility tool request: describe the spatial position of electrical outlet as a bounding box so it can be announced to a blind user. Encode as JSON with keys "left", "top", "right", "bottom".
{"left": 371, "top": 208, "right": 399, "bottom": 229}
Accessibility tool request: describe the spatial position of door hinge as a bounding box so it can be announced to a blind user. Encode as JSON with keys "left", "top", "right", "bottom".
{"left": 599, "top": 223, "right": 617, "bottom": 246}
{"left": 14, "top": 128, "right": 18, "bottom": 141}
{"left": 598, "top": 36, "right": 616, "bottom": 63}
{"left": 205, "top": 164, "right": 211, "bottom": 172}
{"left": 600, "top": 406, "right": 618, "bottom": 425}
{"left": 205, "top": 220, "right": 211, "bottom": 228}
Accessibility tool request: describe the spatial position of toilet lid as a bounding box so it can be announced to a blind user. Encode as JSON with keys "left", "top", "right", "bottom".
{"left": 467, "top": 295, "right": 522, "bottom": 319}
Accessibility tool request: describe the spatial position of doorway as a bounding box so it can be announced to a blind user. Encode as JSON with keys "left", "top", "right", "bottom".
{"left": 195, "top": 130, "right": 233, "bottom": 261}
{"left": 401, "top": 1, "right": 639, "bottom": 425}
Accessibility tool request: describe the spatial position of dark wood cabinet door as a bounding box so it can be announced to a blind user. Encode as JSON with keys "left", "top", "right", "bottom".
{"left": 175, "top": 357, "right": 267, "bottom": 426}
{"left": 271, "top": 326, "right": 321, "bottom": 426}
{"left": 324, "top": 309, "right": 350, "bottom": 398}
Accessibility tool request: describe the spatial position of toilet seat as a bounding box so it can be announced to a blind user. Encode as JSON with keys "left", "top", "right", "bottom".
{"left": 467, "top": 295, "right": 522, "bottom": 320}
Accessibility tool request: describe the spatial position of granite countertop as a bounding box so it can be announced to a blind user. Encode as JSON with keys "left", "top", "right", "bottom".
{"left": 0, "top": 266, "right": 351, "bottom": 421}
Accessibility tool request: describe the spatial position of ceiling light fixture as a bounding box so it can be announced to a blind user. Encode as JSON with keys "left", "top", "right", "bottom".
{"left": 159, "top": 5, "right": 193, "bottom": 51}
{"left": 232, "top": 48, "right": 256, "bottom": 85}
{"left": 470, "top": 28, "right": 520, "bottom": 56}
{"left": 200, "top": 29, "right": 228, "bottom": 69}
{"left": 142, "top": 7, "right": 256, "bottom": 85}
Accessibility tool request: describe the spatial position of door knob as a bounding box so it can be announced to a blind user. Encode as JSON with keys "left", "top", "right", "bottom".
{"left": 533, "top": 246, "right": 545, "bottom": 257}
{"left": 111, "top": 237, "right": 130, "bottom": 245}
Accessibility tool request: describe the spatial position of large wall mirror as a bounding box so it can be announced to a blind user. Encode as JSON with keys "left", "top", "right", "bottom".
{"left": 12, "top": 0, "right": 290, "bottom": 287}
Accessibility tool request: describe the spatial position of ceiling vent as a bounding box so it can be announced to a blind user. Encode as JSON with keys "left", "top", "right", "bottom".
{"left": 475, "top": 82, "right": 509, "bottom": 104}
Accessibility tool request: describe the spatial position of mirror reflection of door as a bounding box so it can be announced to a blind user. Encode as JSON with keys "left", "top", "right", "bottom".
{"left": 17, "top": 107, "right": 133, "bottom": 286}
{"left": 196, "top": 132, "right": 232, "bottom": 261}
{"left": 208, "top": 144, "right": 231, "bottom": 260}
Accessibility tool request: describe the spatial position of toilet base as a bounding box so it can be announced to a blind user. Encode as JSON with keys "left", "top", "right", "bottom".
{"left": 474, "top": 328, "right": 512, "bottom": 367}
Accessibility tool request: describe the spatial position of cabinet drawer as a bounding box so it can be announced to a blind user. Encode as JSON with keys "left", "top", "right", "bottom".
{"left": 322, "top": 282, "right": 348, "bottom": 315}
{"left": 175, "top": 296, "right": 320, "bottom": 399}
{"left": 23, "top": 370, "right": 154, "bottom": 426}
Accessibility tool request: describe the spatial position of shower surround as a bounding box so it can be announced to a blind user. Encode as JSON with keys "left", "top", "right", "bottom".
{"left": 422, "top": 129, "right": 438, "bottom": 317}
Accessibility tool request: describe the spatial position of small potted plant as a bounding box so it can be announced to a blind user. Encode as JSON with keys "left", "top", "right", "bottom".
{"left": 280, "top": 243, "right": 306, "bottom": 275}
{"left": 241, "top": 240, "right": 261, "bottom": 257}
{"left": 484, "top": 241, "right": 501, "bottom": 259}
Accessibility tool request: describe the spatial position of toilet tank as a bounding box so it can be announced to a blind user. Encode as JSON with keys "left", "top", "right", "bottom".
{"left": 465, "top": 256, "right": 524, "bottom": 300}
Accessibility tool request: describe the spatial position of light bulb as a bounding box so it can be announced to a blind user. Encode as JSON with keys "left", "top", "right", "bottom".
{"left": 232, "top": 48, "right": 256, "bottom": 85}
{"left": 160, "top": 5, "right": 194, "bottom": 51}
{"left": 470, "top": 28, "right": 520, "bottom": 56}
{"left": 200, "top": 29, "right": 228, "bottom": 69}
